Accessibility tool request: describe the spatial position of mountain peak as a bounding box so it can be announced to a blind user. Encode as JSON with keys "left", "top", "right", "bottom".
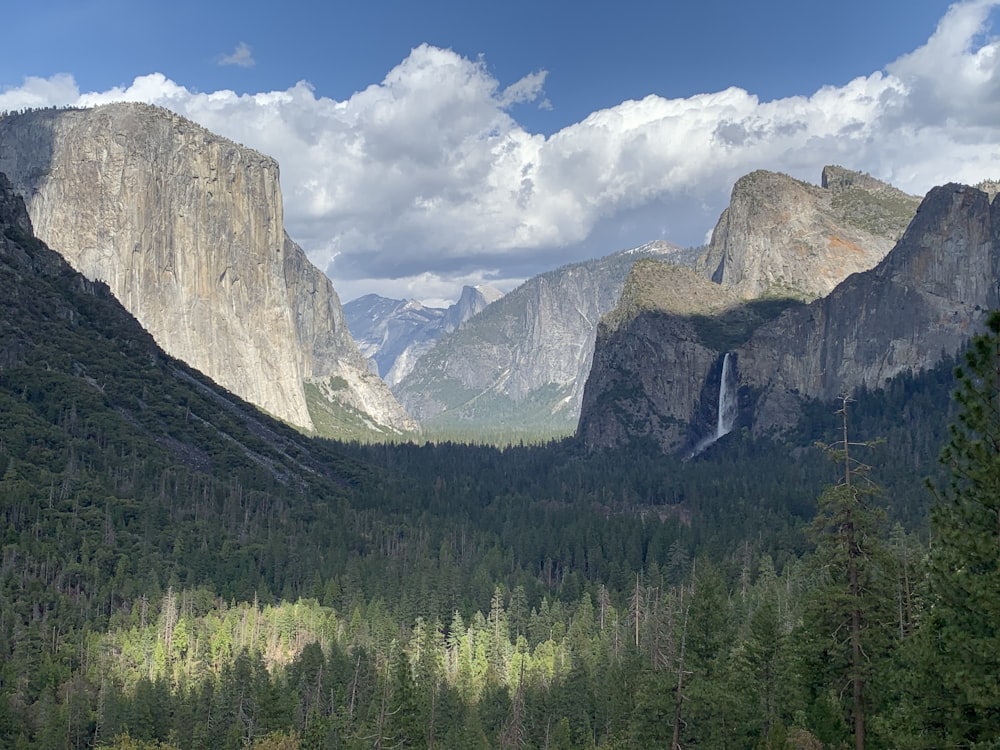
{"left": 443, "top": 285, "right": 504, "bottom": 332}
{"left": 344, "top": 284, "right": 505, "bottom": 387}
{"left": 580, "top": 178, "right": 1000, "bottom": 455}
{"left": 698, "top": 167, "right": 920, "bottom": 301}
{"left": 393, "top": 242, "right": 680, "bottom": 439}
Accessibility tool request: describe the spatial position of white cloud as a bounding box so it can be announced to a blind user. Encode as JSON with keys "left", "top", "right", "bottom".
{"left": 4, "top": 2, "right": 1000, "bottom": 304}
{"left": 887, "top": 0, "right": 1000, "bottom": 123}
{"left": 219, "top": 42, "right": 255, "bottom": 68}
{"left": 77, "top": 72, "right": 192, "bottom": 106}
{"left": 0, "top": 74, "right": 79, "bottom": 111}
{"left": 499, "top": 69, "right": 548, "bottom": 107}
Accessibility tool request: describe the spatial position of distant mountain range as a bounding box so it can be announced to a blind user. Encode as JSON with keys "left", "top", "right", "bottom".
{"left": 390, "top": 241, "right": 683, "bottom": 440}
{"left": 3, "top": 101, "right": 988, "bottom": 454}
{"left": 344, "top": 284, "right": 503, "bottom": 387}
{"left": 352, "top": 165, "right": 926, "bottom": 445}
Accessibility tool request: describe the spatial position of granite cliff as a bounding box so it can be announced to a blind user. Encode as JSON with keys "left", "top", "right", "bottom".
{"left": 0, "top": 104, "right": 415, "bottom": 438}
{"left": 578, "top": 259, "right": 795, "bottom": 451}
{"left": 738, "top": 183, "right": 998, "bottom": 433}
{"left": 579, "top": 182, "right": 998, "bottom": 454}
{"left": 394, "top": 241, "right": 681, "bottom": 438}
{"left": 344, "top": 284, "right": 503, "bottom": 387}
{"left": 698, "top": 166, "right": 920, "bottom": 300}
{"left": 0, "top": 169, "right": 361, "bottom": 483}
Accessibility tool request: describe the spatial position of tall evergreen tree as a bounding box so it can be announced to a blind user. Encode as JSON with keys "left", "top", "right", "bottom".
{"left": 921, "top": 310, "right": 1000, "bottom": 745}
{"left": 802, "top": 395, "right": 891, "bottom": 750}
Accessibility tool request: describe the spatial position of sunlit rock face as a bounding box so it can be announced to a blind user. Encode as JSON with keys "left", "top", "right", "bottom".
{"left": 0, "top": 103, "right": 416, "bottom": 437}
{"left": 739, "top": 183, "right": 999, "bottom": 433}
{"left": 580, "top": 178, "right": 998, "bottom": 454}
{"left": 698, "top": 166, "right": 920, "bottom": 301}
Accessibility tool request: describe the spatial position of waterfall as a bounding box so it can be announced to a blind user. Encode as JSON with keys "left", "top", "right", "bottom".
{"left": 688, "top": 352, "right": 738, "bottom": 458}
{"left": 716, "top": 352, "right": 737, "bottom": 439}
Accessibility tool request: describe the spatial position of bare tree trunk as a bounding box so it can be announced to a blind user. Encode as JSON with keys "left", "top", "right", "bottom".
{"left": 840, "top": 397, "right": 865, "bottom": 750}
{"left": 672, "top": 596, "right": 689, "bottom": 750}
{"left": 849, "top": 527, "right": 865, "bottom": 750}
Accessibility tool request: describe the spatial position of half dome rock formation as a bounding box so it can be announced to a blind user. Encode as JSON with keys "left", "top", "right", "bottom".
{"left": 0, "top": 103, "right": 415, "bottom": 438}
{"left": 345, "top": 284, "right": 504, "bottom": 387}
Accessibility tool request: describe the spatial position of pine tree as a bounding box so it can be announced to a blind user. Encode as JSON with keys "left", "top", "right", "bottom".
{"left": 802, "top": 395, "right": 891, "bottom": 750}
{"left": 921, "top": 310, "right": 1000, "bottom": 745}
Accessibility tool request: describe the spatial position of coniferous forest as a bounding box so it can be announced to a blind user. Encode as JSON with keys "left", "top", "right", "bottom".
{"left": 3, "top": 199, "right": 1000, "bottom": 748}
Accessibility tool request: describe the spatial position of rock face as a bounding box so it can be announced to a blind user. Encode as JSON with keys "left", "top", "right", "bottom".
{"left": 739, "top": 184, "right": 999, "bottom": 433}
{"left": 443, "top": 285, "right": 505, "bottom": 332}
{"left": 579, "top": 182, "right": 999, "bottom": 453}
{"left": 578, "top": 261, "right": 743, "bottom": 451}
{"left": 697, "top": 166, "right": 920, "bottom": 300}
{"left": 344, "top": 284, "right": 503, "bottom": 387}
{"left": 394, "top": 241, "right": 681, "bottom": 437}
{"left": 0, "top": 169, "right": 364, "bottom": 491}
{"left": 0, "top": 173, "right": 31, "bottom": 239}
{"left": 0, "top": 104, "right": 416, "bottom": 437}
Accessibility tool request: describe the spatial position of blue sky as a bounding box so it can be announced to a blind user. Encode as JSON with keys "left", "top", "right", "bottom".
{"left": 7, "top": 0, "right": 956, "bottom": 132}
{"left": 4, "top": 0, "right": 1000, "bottom": 305}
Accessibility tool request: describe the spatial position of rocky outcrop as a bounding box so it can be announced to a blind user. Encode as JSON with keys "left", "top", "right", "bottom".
{"left": 0, "top": 103, "right": 416, "bottom": 437}
{"left": 394, "top": 241, "right": 681, "bottom": 436}
{"left": 442, "top": 285, "right": 505, "bottom": 332}
{"left": 738, "top": 183, "right": 999, "bottom": 433}
{"left": 345, "top": 284, "right": 503, "bottom": 387}
{"left": 579, "top": 182, "right": 999, "bottom": 454}
{"left": 698, "top": 166, "right": 919, "bottom": 301}
{"left": 578, "top": 261, "right": 742, "bottom": 451}
{"left": 0, "top": 172, "right": 31, "bottom": 237}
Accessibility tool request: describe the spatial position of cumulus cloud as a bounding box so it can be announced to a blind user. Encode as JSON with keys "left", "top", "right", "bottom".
{"left": 499, "top": 69, "right": 548, "bottom": 107}
{"left": 0, "top": 74, "right": 80, "bottom": 111}
{"left": 4, "top": 1, "right": 1000, "bottom": 304}
{"left": 218, "top": 42, "right": 255, "bottom": 68}
{"left": 887, "top": 0, "right": 1000, "bottom": 124}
